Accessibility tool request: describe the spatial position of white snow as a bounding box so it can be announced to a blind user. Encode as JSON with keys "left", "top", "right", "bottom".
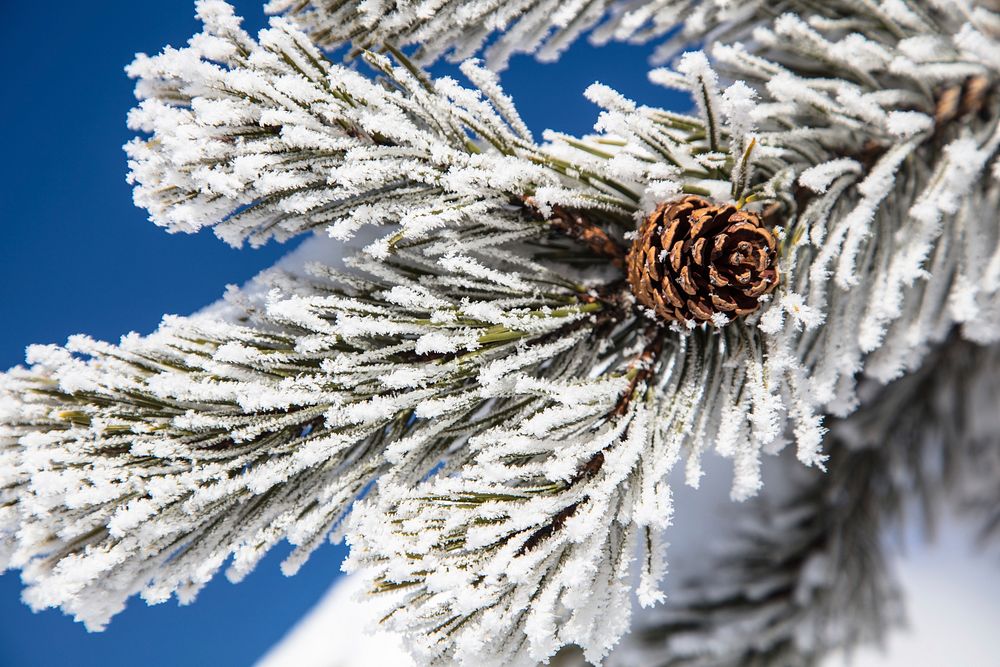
{"left": 255, "top": 574, "right": 415, "bottom": 667}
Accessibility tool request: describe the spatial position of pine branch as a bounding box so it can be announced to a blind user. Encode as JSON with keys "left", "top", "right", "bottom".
{"left": 0, "top": 244, "right": 605, "bottom": 630}
{"left": 618, "top": 447, "right": 899, "bottom": 667}
{"left": 125, "top": 2, "right": 658, "bottom": 253}
{"left": 2, "top": 3, "right": 1000, "bottom": 664}
{"left": 616, "top": 335, "right": 1000, "bottom": 667}
{"left": 265, "top": 0, "right": 766, "bottom": 69}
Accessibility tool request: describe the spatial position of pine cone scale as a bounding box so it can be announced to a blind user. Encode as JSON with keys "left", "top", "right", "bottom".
{"left": 626, "top": 195, "right": 780, "bottom": 324}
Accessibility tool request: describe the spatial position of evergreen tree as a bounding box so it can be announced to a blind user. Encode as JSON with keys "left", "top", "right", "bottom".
{"left": 2, "top": 1, "right": 999, "bottom": 664}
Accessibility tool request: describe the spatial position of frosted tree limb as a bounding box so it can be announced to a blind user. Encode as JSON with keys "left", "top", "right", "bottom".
{"left": 615, "top": 336, "right": 1000, "bottom": 666}
{"left": 2, "top": 2, "right": 1000, "bottom": 665}
{"left": 0, "top": 243, "right": 612, "bottom": 630}
{"left": 125, "top": 5, "right": 649, "bottom": 252}
{"left": 266, "top": 0, "right": 764, "bottom": 69}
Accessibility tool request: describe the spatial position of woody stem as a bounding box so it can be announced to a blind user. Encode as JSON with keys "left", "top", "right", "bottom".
{"left": 522, "top": 196, "right": 627, "bottom": 267}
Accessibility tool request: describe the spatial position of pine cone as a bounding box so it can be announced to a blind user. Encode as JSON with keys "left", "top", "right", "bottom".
{"left": 626, "top": 196, "right": 779, "bottom": 324}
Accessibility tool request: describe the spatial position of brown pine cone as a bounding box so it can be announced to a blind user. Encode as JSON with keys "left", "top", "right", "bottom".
{"left": 626, "top": 195, "right": 779, "bottom": 324}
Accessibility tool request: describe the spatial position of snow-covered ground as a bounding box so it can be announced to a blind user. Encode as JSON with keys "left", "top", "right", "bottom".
{"left": 257, "top": 574, "right": 415, "bottom": 667}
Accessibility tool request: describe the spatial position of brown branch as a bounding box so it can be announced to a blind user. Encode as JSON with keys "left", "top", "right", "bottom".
{"left": 935, "top": 74, "right": 992, "bottom": 127}
{"left": 514, "top": 332, "right": 663, "bottom": 557}
{"left": 764, "top": 75, "right": 996, "bottom": 231}
{"left": 516, "top": 500, "right": 583, "bottom": 556}
{"left": 522, "top": 196, "right": 627, "bottom": 268}
{"left": 613, "top": 333, "right": 664, "bottom": 417}
{"left": 572, "top": 332, "right": 664, "bottom": 483}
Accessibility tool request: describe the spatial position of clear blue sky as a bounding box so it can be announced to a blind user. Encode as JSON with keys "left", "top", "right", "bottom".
{"left": 0, "top": 3, "right": 683, "bottom": 665}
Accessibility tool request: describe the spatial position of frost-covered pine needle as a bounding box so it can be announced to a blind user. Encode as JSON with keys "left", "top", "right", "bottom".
{"left": 2, "top": 1, "right": 1000, "bottom": 665}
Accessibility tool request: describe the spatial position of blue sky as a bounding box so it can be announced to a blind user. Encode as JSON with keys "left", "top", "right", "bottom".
{"left": 0, "top": 3, "right": 683, "bottom": 665}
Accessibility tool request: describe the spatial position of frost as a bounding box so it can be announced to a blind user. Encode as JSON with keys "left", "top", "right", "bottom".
{"left": 3, "top": 2, "right": 1000, "bottom": 666}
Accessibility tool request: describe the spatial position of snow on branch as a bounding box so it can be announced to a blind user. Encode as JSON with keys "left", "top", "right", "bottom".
{"left": 0, "top": 241, "right": 607, "bottom": 630}
{"left": 266, "top": 0, "right": 760, "bottom": 69}
{"left": 4, "top": 1, "right": 1000, "bottom": 664}
{"left": 700, "top": 2, "right": 1000, "bottom": 410}
{"left": 332, "top": 3, "right": 1000, "bottom": 658}
{"left": 346, "top": 329, "right": 801, "bottom": 666}
{"left": 126, "top": 1, "right": 655, "bottom": 252}
{"left": 617, "top": 336, "right": 1000, "bottom": 666}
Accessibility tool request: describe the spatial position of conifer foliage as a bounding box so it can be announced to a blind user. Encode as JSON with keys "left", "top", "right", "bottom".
{"left": 2, "top": 1, "right": 1000, "bottom": 665}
